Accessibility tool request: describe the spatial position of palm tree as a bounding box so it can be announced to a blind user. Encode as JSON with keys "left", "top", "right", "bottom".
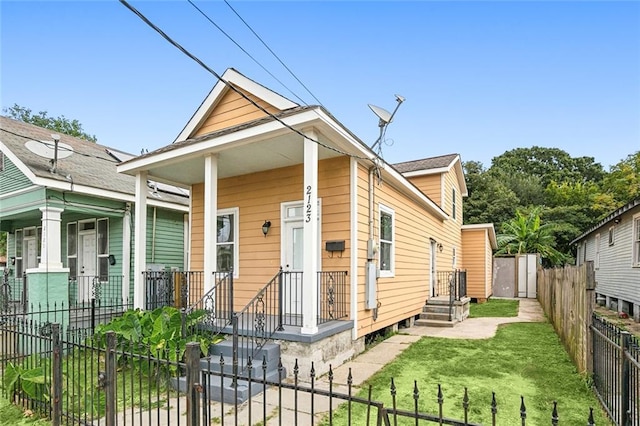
{"left": 496, "top": 208, "right": 565, "bottom": 266}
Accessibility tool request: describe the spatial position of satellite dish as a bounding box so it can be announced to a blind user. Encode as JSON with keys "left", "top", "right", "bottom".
{"left": 368, "top": 104, "right": 393, "bottom": 125}
{"left": 25, "top": 139, "right": 74, "bottom": 160}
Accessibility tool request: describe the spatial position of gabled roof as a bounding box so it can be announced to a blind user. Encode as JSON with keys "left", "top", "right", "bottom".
{"left": 174, "top": 68, "right": 298, "bottom": 142}
{"left": 0, "top": 116, "right": 188, "bottom": 208}
{"left": 393, "top": 153, "right": 468, "bottom": 196}
{"left": 570, "top": 198, "right": 640, "bottom": 245}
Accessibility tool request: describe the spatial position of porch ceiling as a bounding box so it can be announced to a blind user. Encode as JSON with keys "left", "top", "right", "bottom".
{"left": 144, "top": 131, "right": 340, "bottom": 187}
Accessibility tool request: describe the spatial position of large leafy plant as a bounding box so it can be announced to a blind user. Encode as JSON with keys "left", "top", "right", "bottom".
{"left": 93, "top": 306, "right": 223, "bottom": 364}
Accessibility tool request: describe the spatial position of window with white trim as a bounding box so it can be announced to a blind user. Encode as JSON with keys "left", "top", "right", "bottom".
{"left": 67, "top": 222, "right": 77, "bottom": 277}
{"left": 15, "top": 229, "right": 23, "bottom": 276}
{"left": 97, "top": 219, "right": 109, "bottom": 280}
{"left": 379, "top": 205, "right": 395, "bottom": 276}
{"left": 634, "top": 214, "right": 640, "bottom": 267}
{"left": 217, "top": 208, "right": 239, "bottom": 274}
{"left": 595, "top": 233, "right": 600, "bottom": 270}
{"left": 452, "top": 187, "right": 457, "bottom": 220}
{"left": 608, "top": 226, "right": 615, "bottom": 246}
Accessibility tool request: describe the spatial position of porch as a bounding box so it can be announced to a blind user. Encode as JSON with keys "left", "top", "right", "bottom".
{"left": 418, "top": 269, "right": 470, "bottom": 327}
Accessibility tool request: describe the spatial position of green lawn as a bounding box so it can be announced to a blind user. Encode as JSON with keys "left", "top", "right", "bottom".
{"left": 468, "top": 298, "right": 519, "bottom": 318}
{"left": 328, "top": 322, "right": 609, "bottom": 425}
{"left": 0, "top": 397, "right": 50, "bottom": 426}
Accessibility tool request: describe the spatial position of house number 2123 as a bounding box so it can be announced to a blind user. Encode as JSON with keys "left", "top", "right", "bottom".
{"left": 305, "top": 185, "right": 312, "bottom": 222}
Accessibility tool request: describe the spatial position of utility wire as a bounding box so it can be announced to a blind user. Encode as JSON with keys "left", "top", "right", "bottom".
{"left": 223, "top": 0, "right": 324, "bottom": 107}
{"left": 119, "top": 0, "right": 371, "bottom": 161}
{"left": 186, "top": 0, "right": 308, "bottom": 106}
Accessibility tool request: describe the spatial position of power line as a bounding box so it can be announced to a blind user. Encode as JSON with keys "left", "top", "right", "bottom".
{"left": 186, "top": 0, "right": 308, "bottom": 106}
{"left": 118, "top": 0, "right": 371, "bottom": 162}
{"left": 223, "top": 0, "right": 324, "bottom": 107}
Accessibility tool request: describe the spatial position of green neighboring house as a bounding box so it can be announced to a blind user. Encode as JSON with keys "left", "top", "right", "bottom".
{"left": 0, "top": 116, "right": 189, "bottom": 308}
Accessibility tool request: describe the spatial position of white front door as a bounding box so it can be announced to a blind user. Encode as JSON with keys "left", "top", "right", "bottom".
{"left": 430, "top": 240, "right": 437, "bottom": 297}
{"left": 78, "top": 231, "right": 96, "bottom": 301}
{"left": 283, "top": 219, "right": 304, "bottom": 315}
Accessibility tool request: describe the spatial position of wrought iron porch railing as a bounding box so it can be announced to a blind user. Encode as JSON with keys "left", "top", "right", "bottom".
{"left": 318, "top": 271, "right": 349, "bottom": 324}
{"left": 68, "top": 275, "right": 124, "bottom": 306}
{"left": 435, "top": 270, "right": 467, "bottom": 300}
{"left": 143, "top": 271, "right": 205, "bottom": 310}
{"left": 184, "top": 271, "right": 234, "bottom": 338}
{"left": 1, "top": 270, "right": 27, "bottom": 314}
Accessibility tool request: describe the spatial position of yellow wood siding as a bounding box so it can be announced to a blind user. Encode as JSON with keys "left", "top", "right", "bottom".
{"left": 442, "top": 169, "right": 463, "bottom": 268}
{"left": 461, "top": 228, "right": 491, "bottom": 299}
{"left": 189, "top": 157, "right": 351, "bottom": 310}
{"left": 194, "top": 85, "right": 281, "bottom": 137}
{"left": 406, "top": 174, "right": 442, "bottom": 206}
{"left": 355, "top": 164, "right": 453, "bottom": 338}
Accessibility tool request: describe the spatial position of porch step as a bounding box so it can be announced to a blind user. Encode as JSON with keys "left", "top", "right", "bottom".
{"left": 414, "top": 318, "right": 456, "bottom": 328}
{"left": 419, "top": 312, "right": 451, "bottom": 321}
{"left": 171, "top": 339, "right": 285, "bottom": 404}
{"left": 422, "top": 304, "right": 451, "bottom": 315}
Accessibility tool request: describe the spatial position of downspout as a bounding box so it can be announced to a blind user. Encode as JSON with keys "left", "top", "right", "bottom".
{"left": 151, "top": 207, "right": 157, "bottom": 263}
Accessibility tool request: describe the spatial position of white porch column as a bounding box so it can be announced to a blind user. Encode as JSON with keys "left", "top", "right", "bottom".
{"left": 204, "top": 155, "right": 218, "bottom": 295}
{"left": 38, "top": 206, "right": 64, "bottom": 269}
{"left": 134, "top": 172, "right": 148, "bottom": 309}
{"left": 302, "top": 131, "right": 319, "bottom": 334}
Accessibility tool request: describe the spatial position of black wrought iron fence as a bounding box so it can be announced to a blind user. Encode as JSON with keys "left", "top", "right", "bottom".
{"left": 184, "top": 271, "right": 234, "bottom": 338}
{"left": 591, "top": 313, "right": 640, "bottom": 425}
{"left": 0, "top": 314, "right": 599, "bottom": 426}
{"left": 435, "top": 269, "right": 467, "bottom": 300}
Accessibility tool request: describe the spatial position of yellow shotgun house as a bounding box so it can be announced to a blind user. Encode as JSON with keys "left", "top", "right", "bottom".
{"left": 118, "top": 68, "right": 495, "bottom": 375}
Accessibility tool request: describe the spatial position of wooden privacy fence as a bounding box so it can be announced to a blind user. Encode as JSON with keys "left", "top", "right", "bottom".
{"left": 536, "top": 262, "right": 595, "bottom": 373}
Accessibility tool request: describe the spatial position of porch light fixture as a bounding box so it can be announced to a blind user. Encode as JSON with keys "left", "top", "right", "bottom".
{"left": 438, "top": 243, "right": 444, "bottom": 252}
{"left": 262, "top": 220, "right": 271, "bottom": 237}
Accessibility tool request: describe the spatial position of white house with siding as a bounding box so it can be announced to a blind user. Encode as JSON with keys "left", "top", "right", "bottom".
{"left": 572, "top": 198, "right": 640, "bottom": 322}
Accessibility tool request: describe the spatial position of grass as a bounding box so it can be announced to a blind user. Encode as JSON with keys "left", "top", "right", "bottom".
{"left": 468, "top": 298, "right": 519, "bottom": 318}
{"left": 327, "top": 322, "right": 609, "bottom": 425}
{"left": 0, "top": 397, "right": 50, "bottom": 425}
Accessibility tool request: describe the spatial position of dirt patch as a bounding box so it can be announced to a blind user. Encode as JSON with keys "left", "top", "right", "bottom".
{"left": 594, "top": 305, "right": 640, "bottom": 339}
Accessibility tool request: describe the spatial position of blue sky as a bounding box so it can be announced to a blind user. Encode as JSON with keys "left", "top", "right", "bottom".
{"left": 2, "top": 1, "right": 639, "bottom": 170}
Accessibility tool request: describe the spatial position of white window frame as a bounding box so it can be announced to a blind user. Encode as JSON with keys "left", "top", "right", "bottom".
{"left": 379, "top": 204, "right": 395, "bottom": 277}
{"left": 595, "top": 233, "right": 600, "bottom": 270}
{"left": 608, "top": 226, "right": 615, "bottom": 246}
{"left": 97, "top": 218, "right": 109, "bottom": 281}
{"left": 633, "top": 214, "right": 640, "bottom": 267}
{"left": 216, "top": 207, "right": 239, "bottom": 277}
{"left": 452, "top": 187, "right": 457, "bottom": 220}
{"left": 67, "top": 222, "right": 78, "bottom": 277}
{"left": 14, "top": 229, "right": 23, "bottom": 276}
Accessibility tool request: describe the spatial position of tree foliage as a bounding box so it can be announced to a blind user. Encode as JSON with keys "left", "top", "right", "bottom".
{"left": 496, "top": 208, "right": 565, "bottom": 266}
{"left": 464, "top": 146, "right": 637, "bottom": 266}
{"left": 4, "top": 104, "right": 97, "bottom": 142}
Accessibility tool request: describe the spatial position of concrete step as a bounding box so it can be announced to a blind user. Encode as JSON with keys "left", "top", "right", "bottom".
{"left": 170, "top": 367, "right": 284, "bottom": 404}
{"left": 419, "top": 312, "right": 451, "bottom": 321}
{"left": 422, "top": 304, "right": 451, "bottom": 314}
{"left": 414, "top": 318, "right": 456, "bottom": 328}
